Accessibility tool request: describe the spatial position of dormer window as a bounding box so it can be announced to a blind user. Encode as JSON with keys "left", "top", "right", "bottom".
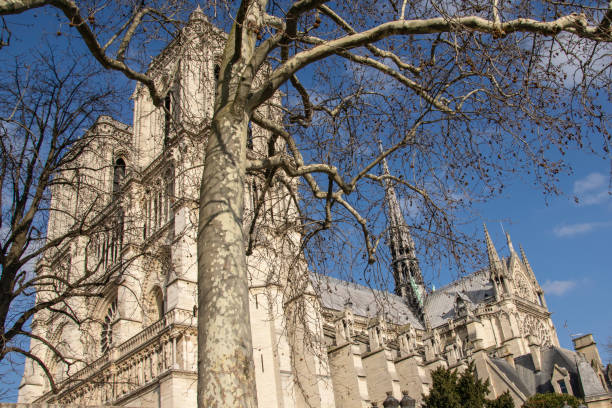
{"left": 113, "top": 157, "right": 126, "bottom": 195}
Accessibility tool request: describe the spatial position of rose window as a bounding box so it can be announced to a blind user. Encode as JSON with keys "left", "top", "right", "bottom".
{"left": 100, "top": 298, "right": 118, "bottom": 353}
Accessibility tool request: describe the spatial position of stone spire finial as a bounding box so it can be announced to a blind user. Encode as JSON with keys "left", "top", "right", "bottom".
{"left": 379, "top": 142, "right": 426, "bottom": 318}
{"left": 484, "top": 223, "right": 502, "bottom": 273}
{"left": 189, "top": 5, "right": 206, "bottom": 22}
{"left": 519, "top": 244, "right": 535, "bottom": 276}
{"left": 505, "top": 231, "right": 517, "bottom": 255}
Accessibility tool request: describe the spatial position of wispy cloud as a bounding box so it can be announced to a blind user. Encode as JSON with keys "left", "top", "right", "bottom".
{"left": 553, "top": 221, "right": 612, "bottom": 237}
{"left": 400, "top": 196, "right": 420, "bottom": 218}
{"left": 573, "top": 172, "right": 610, "bottom": 205}
{"left": 542, "top": 280, "right": 576, "bottom": 296}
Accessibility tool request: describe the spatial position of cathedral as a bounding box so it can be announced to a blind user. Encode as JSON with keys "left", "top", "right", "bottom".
{"left": 17, "top": 9, "right": 611, "bottom": 408}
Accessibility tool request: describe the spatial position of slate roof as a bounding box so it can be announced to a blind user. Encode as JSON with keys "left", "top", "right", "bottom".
{"left": 311, "top": 268, "right": 496, "bottom": 330}
{"left": 577, "top": 356, "right": 609, "bottom": 397}
{"left": 310, "top": 273, "right": 424, "bottom": 329}
{"left": 496, "top": 346, "right": 609, "bottom": 398}
{"left": 423, "top": 269, "right": 495, "bottom": 328}
{"left": 490, "top": 358, "right": 532, "bottom": 397}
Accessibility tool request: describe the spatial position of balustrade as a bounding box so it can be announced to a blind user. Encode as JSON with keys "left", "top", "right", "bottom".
{"left": 45, "top": 308, "right": 196, "bottom": 405}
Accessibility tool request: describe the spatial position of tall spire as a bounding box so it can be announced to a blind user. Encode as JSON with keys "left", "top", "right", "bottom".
{"left": 484, "top": 224, "right": 503, "bottom": 275}
{"left": 380, "top": 144, "right": 426, "bottom": 317}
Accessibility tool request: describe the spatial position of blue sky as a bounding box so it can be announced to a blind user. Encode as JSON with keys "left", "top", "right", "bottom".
{"left": 466, "top": 149, "right": 611, "bottom": 356}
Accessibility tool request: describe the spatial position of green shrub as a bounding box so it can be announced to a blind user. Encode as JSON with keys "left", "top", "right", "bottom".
{"left": 423, "top": 363, "right": 515, "bottom": 408}
{"left": 522, "top": 393, "right": 582, "bottom": 408}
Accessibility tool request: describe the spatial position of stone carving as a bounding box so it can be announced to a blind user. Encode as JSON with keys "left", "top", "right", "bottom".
{"left": 520, "top": 313, "right": 552, "bottom": 347}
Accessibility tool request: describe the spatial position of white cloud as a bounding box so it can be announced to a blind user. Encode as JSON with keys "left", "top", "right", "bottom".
{"left": 546, "top": 33, "right": 611, "bottom": 88}
{"left": 553, "top": 221, "right": 612, "bottom": 237}
{"left": 573, "top": 172, "right": 610, "bottom": 205}
{"left": 574, "top": 172, "right": 606, "bottom": 194}
{"left": 542, "top": 280, "right": 576, "bottom": 296}
{"left": 400, "top": 196, "right": 420, "bottom": 218}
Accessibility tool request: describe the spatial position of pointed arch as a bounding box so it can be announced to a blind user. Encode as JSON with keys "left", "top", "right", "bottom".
{"left": 112, "top": 157, "right": 126, "bottom": 196}
{"left": 146, "top": 285, "right": 165, "bottom": 323}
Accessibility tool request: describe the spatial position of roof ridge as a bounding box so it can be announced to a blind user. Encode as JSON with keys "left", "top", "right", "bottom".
{"left": 431, "top": 267, "right": 489, "bottom": 292}
{"left": 310, "top": 272, "right": 406, "bottom": 301}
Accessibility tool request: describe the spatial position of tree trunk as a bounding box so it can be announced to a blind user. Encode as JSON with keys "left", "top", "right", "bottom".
{"left": 197, "top": 105, "right": 257, "bottom": 407}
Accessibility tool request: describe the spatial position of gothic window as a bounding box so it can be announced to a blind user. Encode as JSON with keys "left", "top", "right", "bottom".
{"left": 113, "top": 210, "right": 124, "bottom": 264}
{"left": 144, "top": 190, "right": 151, "bottom": 239}
{"left": 214, "top": 64, "right": 220, "bottom": 81}
{"left": 164, "top": 92, "right": 173, "bottom": 143}
{"left": 143, "top": 164, "right": 175, "bottom": 240}
{"left": 104, "top": 232, "right": 110, "bottom": 266}
{"left": 53, "top": 354, "right": 67, "bottom": 383}
{"left": 97, "top": 210, "right": 124, "bottom": 269}
{"left": 153, "top": 187, "right": 159, "bottom": 231}
{"left": 157, "top": 187, "right": 163, "bottom": 228}
{"left": 165, "top": 164, "right": 175, "bottom": 220}
{"left": 521, "top": 314, "right": 552, "bottom": 347}
{"left": 113, "top": 158, "right": 126, "bottom": 196}
{"left": 247, "top": 122, "right": 253, "bottom": 150}
{"left": 513, "top": 270, "right": 536, "bottom": 303}
{"left": 53, "top": 254, "right": 71, "bottom": 294}
{"left": 147, "top": 286, "right": 165, "bottom": 323}
{"left": 101, "top": 297, "right": 118, "bottom": 353}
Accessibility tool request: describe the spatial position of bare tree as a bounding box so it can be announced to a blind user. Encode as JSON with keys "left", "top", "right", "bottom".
{"left": 0, "top": 50, "right": 140, "bottom": 393}
{"left": 0, "top": 0, "right": 611, "bottom": 406}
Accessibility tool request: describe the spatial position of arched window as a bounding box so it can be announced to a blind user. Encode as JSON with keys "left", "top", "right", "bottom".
{"left": 146, "top": 286, "right": 165, "bottom": 324}
{"left": 113, "top": 158, "right": 126, "bottom": 195}
{"left": 100, "top": 297, "right": 118, "bottom": 353}
{"left": 214, "top": 64, "right": 220, "bottom": 81}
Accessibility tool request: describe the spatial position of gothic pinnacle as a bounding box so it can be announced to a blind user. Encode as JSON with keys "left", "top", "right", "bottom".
{"left": 484, "top": 223, "right": 503, "bottom": 274}
{"left": 519, "top": 244, "right": 535, "bottom": 277}
{"left": 505, "top": 231, "right": 519, "bottom": 262}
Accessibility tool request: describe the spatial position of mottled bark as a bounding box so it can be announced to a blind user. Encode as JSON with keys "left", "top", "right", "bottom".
{"left": 196, "top": 2, "right": 266, "bottom": 406}
{"left": 197, "top": 110, "right": 256, "bottom": 407}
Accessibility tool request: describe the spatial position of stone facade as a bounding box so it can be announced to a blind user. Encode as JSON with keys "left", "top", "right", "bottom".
{"left": 17, "top": 10, "right": 611, "bottom": 408}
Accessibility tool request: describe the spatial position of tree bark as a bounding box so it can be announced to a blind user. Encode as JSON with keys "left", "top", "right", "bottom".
{"left": 197, "top": 105, "right": 257, "bottom": 407}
